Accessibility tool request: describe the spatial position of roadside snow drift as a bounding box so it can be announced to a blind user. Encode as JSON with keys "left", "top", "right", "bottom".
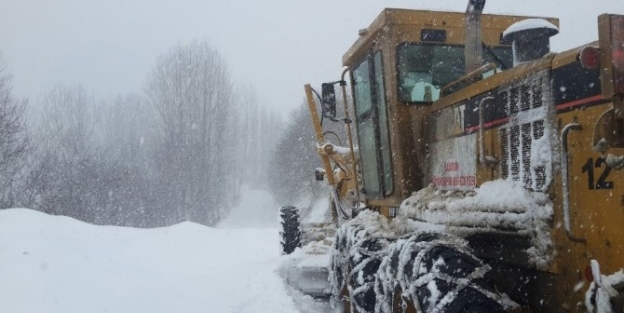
{"left": 218, "top": 186, "right": 280, "bottom": 228}
{"left": 0, "top": 208, "right": 299, "bottom": 313}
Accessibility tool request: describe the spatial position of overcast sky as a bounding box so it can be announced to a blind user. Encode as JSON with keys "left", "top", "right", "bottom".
{"left": 1, "top": 0, "right": 623, "bottom": 119}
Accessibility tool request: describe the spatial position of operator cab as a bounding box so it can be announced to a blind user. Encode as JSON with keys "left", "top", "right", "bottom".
{"left": 338, "top": 8, "right": 555, "bottom": 211}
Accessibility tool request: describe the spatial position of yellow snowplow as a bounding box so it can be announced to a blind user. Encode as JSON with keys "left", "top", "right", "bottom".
{"left": 296, "top": 0, "right": 624, "bottom": 312}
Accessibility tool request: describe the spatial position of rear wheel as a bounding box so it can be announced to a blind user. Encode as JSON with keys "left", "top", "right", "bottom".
{"left": 279, "top": 206, "right": 301, "bottom": 255}
{"left": 349, "top": 242, "right": 383, "bottom": 312}
{"left": 412, "top": 244, "right": 512, "bottom": 313}
{"left": 444, "top": 287, "right": 507, "bottom": 313}
{"left": 330, "top": 223, "right": 391, "bottom": 313}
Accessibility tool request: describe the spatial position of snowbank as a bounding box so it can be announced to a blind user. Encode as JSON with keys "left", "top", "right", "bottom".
{"left": 0, "top": 208, "right": 301, "bottom": 313}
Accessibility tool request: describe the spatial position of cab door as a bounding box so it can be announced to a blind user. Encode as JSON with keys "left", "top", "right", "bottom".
{"left": 352, "top": 51, "right": 393, "bottom": 199}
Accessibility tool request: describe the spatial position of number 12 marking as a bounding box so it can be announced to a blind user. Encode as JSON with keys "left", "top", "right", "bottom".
{"left": 581, "top": 157, "right": 614, "bottom": 190}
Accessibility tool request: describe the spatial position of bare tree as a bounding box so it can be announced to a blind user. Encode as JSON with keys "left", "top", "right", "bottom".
{"left": 268, "top": 101, "right": 321, "bottom": 206}
{"left": 145, "top": 40, "right": 239, "bottom": 225}
{"left": 97, "top": 94, "right": 161, "bottom": 227}
{"left": 6, "top": 42, "right": 282, "bottom": 227}
{"left": 32, "top": 86, "right": 97, "bottom": 218}
{"left": 0, "top": 53, "right": 29, "bottom": 208}
{"left": 233, "top": 83, "right": 284, "bottom": 190}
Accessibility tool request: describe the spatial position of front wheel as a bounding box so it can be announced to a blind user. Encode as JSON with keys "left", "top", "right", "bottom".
{"left": 279, "top": 206, "right": 301, "bottom": 255}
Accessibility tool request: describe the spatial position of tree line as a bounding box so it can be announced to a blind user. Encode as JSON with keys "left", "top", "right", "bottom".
{"left": 268, "top": 91, "right": 348, "bottom": 211}
{"left": 0, "top": 41, "right": 282, "bottom": 227}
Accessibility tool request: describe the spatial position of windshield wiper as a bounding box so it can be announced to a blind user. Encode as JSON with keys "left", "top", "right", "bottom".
{"left": 482, "top": 43, "right": 510, "bottom": 70}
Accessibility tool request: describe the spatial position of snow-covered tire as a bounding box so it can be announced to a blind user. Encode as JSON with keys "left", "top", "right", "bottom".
{"left": 330, "top": 222, "right": 392, "bottom": 313}
{"left": 376, "top": 232, "right": 444, "bottom": 313}
{"left": 348, "top": 238, "right": 388, "bottom": 313}
{"left": 411, "top": 244, "right": 514, "bottom": 313}
{"left": 330, "top": 221, "right": 388, "bottom": 313}
{"left": 330, "top": 227, "right": 350, "bottom": 311}
{"left": 279, "top": 206, "right": 301, "bottom": 255}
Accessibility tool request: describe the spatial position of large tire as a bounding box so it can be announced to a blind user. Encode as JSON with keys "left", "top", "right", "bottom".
{"left": 279, "top": 206, "right": 302, "bottom": 255}
{"left": 348, "top": 238, "right": 387, "bottom": 313}
{"left": 376, "top": 233, "right": 444, "bottom": 313}
{"left": 330, "top": 222, "right": 392, "bottom": 313}
{"left": 411, "top": 244, "right": 513, "bottom": 313}
{"left": 331, "top": 222, "right": 515, "bottom": 313}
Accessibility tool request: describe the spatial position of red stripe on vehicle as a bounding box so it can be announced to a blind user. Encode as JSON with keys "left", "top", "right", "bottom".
{"left": 555, "top": 95, "right": 603, "bottom": 111}
{"left": 465, "top": 117, "right": 510, "bottom": 133}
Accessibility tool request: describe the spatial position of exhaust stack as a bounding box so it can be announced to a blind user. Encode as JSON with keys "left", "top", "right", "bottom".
{"left": 465, "top": 0, "right": 486, "bottom": 73}
{"left": 503, "top": 19, "right": 559, "bottom": 67}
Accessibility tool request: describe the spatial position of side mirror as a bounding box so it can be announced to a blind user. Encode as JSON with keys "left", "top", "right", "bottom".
{"left": 321, "top": 83, "right": 337, "bottom": 119}
{"left": 315, "top": 168, "right": 326, "bottom": 181}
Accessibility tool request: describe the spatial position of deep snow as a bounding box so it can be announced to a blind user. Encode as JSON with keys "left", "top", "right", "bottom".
{"left": 0, "top": 188, "right": 329, "bottom": 313}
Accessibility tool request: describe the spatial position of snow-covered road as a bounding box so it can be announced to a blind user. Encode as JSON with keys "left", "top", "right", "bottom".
{"left": 0, "top": 188, "right": 329, "bottom": 313}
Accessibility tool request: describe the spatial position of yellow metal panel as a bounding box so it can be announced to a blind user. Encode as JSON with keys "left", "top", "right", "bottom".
{"left": 343, "top": 8, "right": 558, "bottom": 67}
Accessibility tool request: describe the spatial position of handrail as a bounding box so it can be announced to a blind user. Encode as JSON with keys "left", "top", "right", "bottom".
{"left": 478, "top": 96, "right": 498, "bottom": 166}
{"left": 340, "top": 67, "right": 360, "bottom": 204}
{"left": 560, "top": 121, "right": 586, "bottom": 243}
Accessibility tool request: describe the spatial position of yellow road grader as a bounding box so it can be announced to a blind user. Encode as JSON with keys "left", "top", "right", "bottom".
{"left": 282, "top": 0, "right": 624, "bottom": 312}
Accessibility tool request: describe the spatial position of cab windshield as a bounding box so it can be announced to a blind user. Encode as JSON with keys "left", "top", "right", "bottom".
{"left": 397, "top": 44, "right": 512, "bottom": 103}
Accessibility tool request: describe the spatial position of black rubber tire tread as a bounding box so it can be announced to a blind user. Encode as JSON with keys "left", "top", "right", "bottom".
{"left": 348, "top": 238, "right": 387, "bottom": 313}
{"left": 375, "top": 232, "right": 445, "bottom": 313}
{"left": 446, "top": 287, "right": 507, "bottom": 313}
{"left": 413, "top": 244, "right": 507, "bottom": 313}
{"left": 279, "top": 206, "right": 301, "bottom": 255}
{"left": 329, "top": 222, "right": 393, "bottom": 313}
{"left": 330, "top": 220, "right": 513, "bottom": 313}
